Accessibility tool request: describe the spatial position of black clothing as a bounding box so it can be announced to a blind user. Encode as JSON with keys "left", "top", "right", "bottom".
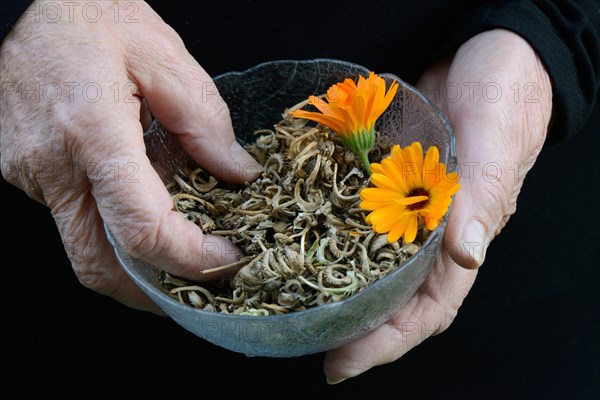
{"left": 2, "top": 0, "right": 599, "bottom": 144}
{"left": 0, "top": 0, "right": 31, "bottom": 40}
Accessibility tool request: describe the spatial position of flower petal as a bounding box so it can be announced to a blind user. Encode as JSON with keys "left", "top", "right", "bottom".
{"left": 404, "top": 215, "right": 419, "bottom": 243}
{"left": 395, "top": 195, "right": 429, "bottom": 206}
{"left": 371, "top": 173, "right": 401, "bottom": 191}
{"left": 386, "top": 214, "right": 413, "bottom": 243}
{"left": 359, "top": 188, "right": 402, "bottom": 202}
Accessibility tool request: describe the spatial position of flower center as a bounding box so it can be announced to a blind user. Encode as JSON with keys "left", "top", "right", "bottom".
{"left": 406, "top": 188, "right": 430, "bottom": 210}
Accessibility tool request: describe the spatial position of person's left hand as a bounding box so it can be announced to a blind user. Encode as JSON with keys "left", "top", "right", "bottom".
{"left": 323, "top": 29, "right": 553, "bottom": 383}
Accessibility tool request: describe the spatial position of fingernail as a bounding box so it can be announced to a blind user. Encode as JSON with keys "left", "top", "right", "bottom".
{"left": 326, "top": 377, "right": 347, "bottom": 385}
{"left": 461, "top": 220, "right": 487, "bottom": 268}
{"left": 229, "top": 141, "right": 262, "bottom": 181}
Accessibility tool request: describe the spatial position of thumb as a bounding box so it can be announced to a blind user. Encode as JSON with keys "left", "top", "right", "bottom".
{"left": 444, "top": 118, "right": 521, "bottom": 270}
{"left": 78, "top": 102, "right": 243, "bottom": 281}
{"left": 126, "top": 30, "right": 261, "bottom": 184}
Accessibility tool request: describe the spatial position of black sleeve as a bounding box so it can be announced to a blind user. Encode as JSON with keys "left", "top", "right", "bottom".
{"left": 1, "top": 0, "right": 33, "bottom": 41}
{"left": 436, "top": 0, "right": 600, "bottom": 146}
{"left": 3, "top": 1, "right": 599, "bottom": 146}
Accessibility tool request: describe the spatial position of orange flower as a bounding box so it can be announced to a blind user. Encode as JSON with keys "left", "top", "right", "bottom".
{"left": 289, "top": 72, "right": 398, "bottom": 173}
{"left": 359, "top": 142, "right": 460, "bottom": 243}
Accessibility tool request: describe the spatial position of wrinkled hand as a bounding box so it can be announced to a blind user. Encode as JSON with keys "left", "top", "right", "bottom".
{"left": 0, "top": 1, "right": 260, "bottom": 313}
{"left": 324, "top": 29, "right": 553, "bottom": 383}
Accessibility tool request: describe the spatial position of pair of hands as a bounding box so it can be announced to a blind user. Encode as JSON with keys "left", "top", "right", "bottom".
{"left": 0, "top": 1, "right": 552, "bottom": 383}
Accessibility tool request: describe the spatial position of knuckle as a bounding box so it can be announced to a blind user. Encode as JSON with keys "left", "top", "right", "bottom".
{"left": 120, "top": 221, "right": 161, "bottom": 260}
{"left": 480, "top": 183, "right": 514, "bottom": 233}
{"left": 67, "top": 244, "right": 113, "bottom": 293}
{"left": 0, "top": 158, "right": 19, "bottom": 185}
{"left": 73, "top": 264, "right": 111, "bottom": 293}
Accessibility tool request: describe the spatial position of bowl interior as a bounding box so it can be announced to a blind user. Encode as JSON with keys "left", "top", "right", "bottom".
{"left": 107, "top": 59, "right": 457, "bottom": 357}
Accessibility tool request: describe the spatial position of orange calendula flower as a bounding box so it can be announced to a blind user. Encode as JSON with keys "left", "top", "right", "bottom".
{"left": 289, "top": 71, "right": 398, "bottom": 174}
{"left": 359, "top": 142, "right": 460, "bottom": 243}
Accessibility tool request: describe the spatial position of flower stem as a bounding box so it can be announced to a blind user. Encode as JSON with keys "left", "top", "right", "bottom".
{"left": 358, "top": 150, "right": 371, "bottom": 175}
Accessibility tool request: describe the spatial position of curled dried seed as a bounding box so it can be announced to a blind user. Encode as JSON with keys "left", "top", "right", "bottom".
{"left": 317, "top": 140, "right": 336, "bottom": 158}
{"left": 255, "top": 129, "right": 278, "bottom": 149}
{"left": 315, "top": 237, "right": 330, "bottom": 265}
{"left": 264, "top": 184, "right": 282, "bottom": 206}
{"left": 246, "top": 216, "right": 270, "bottom": 229}
{"left": 187, "top": 291, "right": 205, "bottom": 308}
{"left": 235, "top": 262, "right": 263, "bottom": 290}
{"left": 189, "top": 170, "right": 219, "bottom": 193}
{"left": 357, "top": 243, "right": 377, "bottom": 278}
{"left": 283, "top": 279, "right": 304, "bottom": 295}
{"left": 278, "top": 292, "right": 302, "bottom": 307}
{"left": 316, "top": 291, "right": 331, "bottom": 306}
{"left": 245, "top": 146, "right": 266, "bottom": 165}
{"left": 344, "top": 217, "right": 372, "bottom": 231}
{"left": 304, "top": 240, "right": 319, "bottom": 264}
{"left": 239, "top": 308, "right": 269, "bottom": 316}
{"left": 284, "top": 246, "right": 304, "bottom": 272}
{"left": 299, "top": 271, "right": 360, "bottom": 296}
{"left": 172, "top": 193, "right": 218, "bottom": 216}
{"left": 170, "top": 285, "right": 215, "bottom": 305}
{"left": 402, "top": 243, "right": 420, "bottom": 256}
{"left": 325, "top": 213, "right": 348, "bottom": 228}
{"left": 244, "top": 293, "right": 261, "bottom": 307}
{"left": 232, "top": 208, "right": 269, "bottom": 216}
{"left": 288, "top": 128, "right": 319, "bottom": 157}
{"left": 294, "top": 179, "right": 323, "bottom": 212}
{"left": 275, "top": 249, "right": 294, "bottom": 276}
{"left": 320, "top": 159, "right": 334, "bottom": 183}
{"left": 173, "top": 174, "right": 202, "bottom": 197}
{"left": 292, "top": 215, "right": 318, "bottom": 232}
{"left": 305, "top": 154, "right": 322, "bottom": 187}
{"left": 324, "top": 265, "right": 353, "bottom": 286}
{"left": 161, "top": 272, "right": 189, "bottom": 287}
{"left": 273, "top": 233, "right": 294, "bottom": 245}
{"left": 274, "top": 124, "right": 295, "bottom": 140}
{"left": 328, "top": 230, "right": 358, "bottom": 259}
{"left": 272, "top": 197, "right": 297, "bottom": 216}
{"left": 198, "top": 214, "right": 215, "bottom": 231}
{"left": 362, "top": 231, "right": 375, "bottom": 249}
{"left": 272, "top": 221, "right": 290, "bottom": 233}
{"left": 294, "top": 148, "right": 319, "bottom": 178}
{"left": 260, "top": 302, "right": 289, "bottom": 314}
{"left": 239, "top": 195, "right": 267, "bottom": 210}
{"left": 369, "top": 234, "right": 391, "bottom": 257}
{"left": 376, "top": 251, "right": 398, "bottom": 262}
{"left": 263, "top": 277, "right": 282, "bottom": 292}
{"left": 316, "top": 200, "right": 332, "bottom": 217}
{"left": 332, "top": 163, "right": 360, "bottom": 202}
{"left": 210, "top": 224, "right": 251, "bottom": 236}
{"left": 215, "top": 291, "right": 245, "bottom": 305}
{"left": 339, "top": 166, "right": 364, "bottom": 186}
{"left": 264, "top": 153, "right": 284, "bottom": 177}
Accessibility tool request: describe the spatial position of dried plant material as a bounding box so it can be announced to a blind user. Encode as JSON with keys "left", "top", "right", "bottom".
{"left": 158, "top": 110, "right": 429, "bottom": 315}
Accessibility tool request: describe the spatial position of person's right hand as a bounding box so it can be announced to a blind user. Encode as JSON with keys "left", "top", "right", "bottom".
{"left": 0, "top": 0, "right": 261, "bottom": 313}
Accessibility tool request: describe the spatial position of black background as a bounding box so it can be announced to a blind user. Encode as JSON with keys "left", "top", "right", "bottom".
{"left": 2, "top": 1, "right": 600, "bottom": 398}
